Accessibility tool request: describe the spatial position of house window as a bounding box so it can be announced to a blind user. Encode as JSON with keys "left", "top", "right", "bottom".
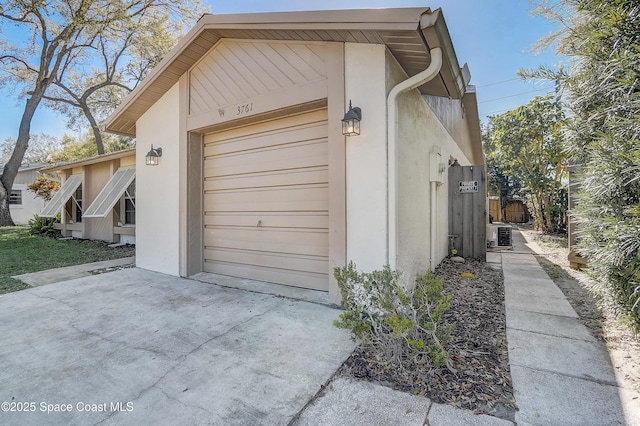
{"left": 9, "top": 190, "right": 22, "bottom": 205}
{"left": 123, "top": 181, "right": 135, "bottom": 225}
{"left": 73, "top": 186, "right": 82, "bottom": 223}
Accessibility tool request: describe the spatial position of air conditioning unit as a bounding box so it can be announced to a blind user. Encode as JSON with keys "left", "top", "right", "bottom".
{"left": 498, "top": 226, "right": 512, "bottom": 247}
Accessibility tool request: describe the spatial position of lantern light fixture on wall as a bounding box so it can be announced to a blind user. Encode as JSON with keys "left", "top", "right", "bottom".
{"left": 145, "top": 145, "right": 162, "bottom": 166}
{"left": 342, "top": 100, "right": 362, "bottom": 136}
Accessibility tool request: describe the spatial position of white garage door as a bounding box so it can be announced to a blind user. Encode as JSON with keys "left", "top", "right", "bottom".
{"left": 203, "top": 109, "right": 329, "bottom": 290}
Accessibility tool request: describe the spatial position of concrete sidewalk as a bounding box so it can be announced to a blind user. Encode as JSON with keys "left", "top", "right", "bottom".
{"left": 12, "top": 256, "right": 135, "bottom": 286}
{"left": 501, "top": 228, "right": 639, "bottom": 426}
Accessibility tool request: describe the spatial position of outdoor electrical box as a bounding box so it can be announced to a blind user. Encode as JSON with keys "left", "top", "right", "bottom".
{"left": 429, "top": 151, "right": 445, "bottom": 184}
{"left": 448, "top": 163, "right": 487, "bottom": 260}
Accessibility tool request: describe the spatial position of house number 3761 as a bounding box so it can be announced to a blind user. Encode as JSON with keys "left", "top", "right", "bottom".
{"left": 237, "top": 103, "right": 253, "bottom": 115}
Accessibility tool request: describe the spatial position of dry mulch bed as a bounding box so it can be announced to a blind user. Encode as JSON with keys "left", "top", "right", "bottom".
{"left": 336, "top": 258, "right": 516, "bottom": 421}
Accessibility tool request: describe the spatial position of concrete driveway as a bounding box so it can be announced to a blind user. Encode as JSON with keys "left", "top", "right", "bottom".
{"left": 0, "top": 268, "right": 354, "bottom": 425}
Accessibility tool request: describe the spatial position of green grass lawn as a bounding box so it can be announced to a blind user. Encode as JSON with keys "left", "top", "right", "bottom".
{"left": 0, "top": 227, "right": 135, "bottom": 295}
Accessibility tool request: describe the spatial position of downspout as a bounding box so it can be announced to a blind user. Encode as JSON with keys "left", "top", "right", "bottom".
{"left": 430, "top": 180, "right": 438, "bottom": 272}
{"left": 386, "top": 47, "right": 442, "bottom": 268}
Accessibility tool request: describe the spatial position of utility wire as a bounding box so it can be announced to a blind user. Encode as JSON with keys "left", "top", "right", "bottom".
{"left": 479, "top": 87, "right": 554, "bottom": 104}
{"left": 480, "top": 107, "right": 514, "bottom": 117}
{"left": 476, "top": 78, "right": 521, "bottom": 88}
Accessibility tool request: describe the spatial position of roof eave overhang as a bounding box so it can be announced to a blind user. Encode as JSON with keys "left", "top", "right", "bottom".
{"left": 41, "top": 148, "right": 136, "bottom": 172}
{"left": 462, "top": 85, "right": 485, "bottom": 165}
{"left": 104, "top": 7, "right": 470, "bottom": 137}
{"left": 420, "top": 9, "right": 467, "bottom": 100}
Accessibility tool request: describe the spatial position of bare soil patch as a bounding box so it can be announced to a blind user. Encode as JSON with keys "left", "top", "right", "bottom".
{"left": 337, "top": 259, "right": 516, "bottom": 422}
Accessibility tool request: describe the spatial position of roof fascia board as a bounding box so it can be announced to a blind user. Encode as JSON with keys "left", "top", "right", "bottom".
{"left": 462, "top": 86, "right": 484, "bottom": 164}
{"left": 420, "top": 8, "right": 466, "bottom": 99}
{"left": 199, "top": 7, "right": 429, "bottom": 25}
{"left": 41, "top": 149, "right": 135, "bottom": 172}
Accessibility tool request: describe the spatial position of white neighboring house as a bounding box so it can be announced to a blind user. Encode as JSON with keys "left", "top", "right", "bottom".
{"left": 1, "top": 163, "right": 52, "bottom": 225}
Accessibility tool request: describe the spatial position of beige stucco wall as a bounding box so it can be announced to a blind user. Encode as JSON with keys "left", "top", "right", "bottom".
{"left": 84, "top": 161, "right": 114, "bottom": 242}
{"left": 387, "top": 49, "right": 474, "bottom": 283}
{"left": 423, "top": 95, "right": 478, "bottom": 165}
{"left": 344, "top": 43, "right": 388, "bottom": 272}
{"left": 135, "top": 83, "right": 181, "bottom": 275}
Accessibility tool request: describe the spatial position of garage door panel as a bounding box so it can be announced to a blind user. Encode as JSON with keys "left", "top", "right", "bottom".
{"left": 202, "top": 108, "right": 327, "bottom": 145}
{"left": 204, "top": 167, "right": 328, "bottom": 192}
{"left": 204, "top": 228, "right": 328, "bottom": 257}
{"left": 206, "top": 200, "right": 327, "bottom": 213}
{"left": 203, "top": 262, "right": 328, "bottom": 291}
{"left": 204, "top": 122, "right": 327, "bottom": 157}
{"left": 204, "top": 248, "right": 328, "bottom": 275}
{"left": 204, "top": 140, "right": 328, "bottom": 178}
{"left": 204, "top": 212, "right": 329, "bottom": 229}
{"left": 203, "top": 109, "right": 329, "bottom": 290}
{"left": 205, "top": 186, "right": 328, "bottom": 212}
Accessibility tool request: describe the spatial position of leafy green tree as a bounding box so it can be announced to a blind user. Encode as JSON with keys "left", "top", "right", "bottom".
{"left": 526, "top": 0, "right": 640, "bottom": 327}
{"left": 52, "top": 132, "right": 134, "bottom": 163}
{"left": 484, "top": 123, "right": 523, "bottom": 223}
{"left": 0, "top": 0, "right": 204, "bottom": 227}
{"left": 0, "top": 133, "right": 60, "bottom": 165}
{"left": 484, "top": 95, "right": 567, "bottom": 231}
{"left": 42, "top": 3, "right": 202, "bottom": 154}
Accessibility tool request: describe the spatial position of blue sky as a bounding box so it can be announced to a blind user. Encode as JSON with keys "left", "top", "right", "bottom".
{"left": 0, "top": 0, "right": 562, "bottom": 143}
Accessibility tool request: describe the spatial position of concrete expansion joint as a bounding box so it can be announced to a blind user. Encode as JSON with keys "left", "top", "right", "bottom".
{"left": 508, "top": 326, "right": 597, "bottom": 343}
{"left": 511, "top": 363, "right": 619, "bottom": 387}
{"left": 421, "top": 399, "right": 434, "bottom": 425}
{"left": 68, "top": 323, "right": 166, "bottom": 357}
{"left": 508, "top": 308, "right": 577, "bottom": 320}
{"left": 93, "top": 410, "right": 117, "bottom": 425}
{"left": 121, "top": 305, "right": 283, "bottom": 414}
{"left": 202, "top": 304, "right": 281, "bottom": 345}
{"left": 157, "top": 386, "right": 221, "bottom": 419}
{"left": 26, "top": 290, "right": 81, "bottom": 314}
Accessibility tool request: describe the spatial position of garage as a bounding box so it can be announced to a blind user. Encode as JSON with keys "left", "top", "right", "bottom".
{"left": 202, "top": 109, "right": 329, "bottom": 290}
{"left": 104, "top": 8, "right": 482, "bottom": 304}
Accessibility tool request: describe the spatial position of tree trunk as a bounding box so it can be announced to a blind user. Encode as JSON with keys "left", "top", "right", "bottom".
{"left": 544, "top": 195, "right": 553, "bottom": 233}
{"left": 0, "top": 93, "right": 44, "bottom": 226}
{"left": 0, "top": 184, "right": 15, "bottom": 227}
{"left": 534, "top": 194, "right": 546, "bottom": 231}
{"left": 82, "top": 102, "right": 104, "bottom": 155}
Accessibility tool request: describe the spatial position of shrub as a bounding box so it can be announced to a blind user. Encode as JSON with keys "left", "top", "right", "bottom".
{"left": 334, "top": 262, "right": 454, "bottom": 371}
{"left": 28, "top": 215, "right": 61, "bottom": 238}
{"left": 27, "top": 176, "right": 60, "bottom": 201}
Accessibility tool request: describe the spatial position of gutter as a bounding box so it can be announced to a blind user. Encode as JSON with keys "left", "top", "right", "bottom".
{"left": 386, "top": 47, "right": 443, "bottom": 268}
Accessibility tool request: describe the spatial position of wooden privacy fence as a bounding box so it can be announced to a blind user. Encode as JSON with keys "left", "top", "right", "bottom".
{"left": 449, "top": 164, "right": 486, "bottom": 260}
{"left": 489, "top": 198, "right": 530, "bottom": 223}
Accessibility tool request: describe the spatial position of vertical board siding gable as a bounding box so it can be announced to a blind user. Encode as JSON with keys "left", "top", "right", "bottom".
{"left": 189, "top": 40, "right": 328, "bottom": 116}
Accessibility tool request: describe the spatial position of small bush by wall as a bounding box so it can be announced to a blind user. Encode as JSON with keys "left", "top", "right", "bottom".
{"left": 28, "top": 215, "right": 61, "bottom": 238}
{"left": 334, "top": 262, "right": 454, "bottom": 373}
